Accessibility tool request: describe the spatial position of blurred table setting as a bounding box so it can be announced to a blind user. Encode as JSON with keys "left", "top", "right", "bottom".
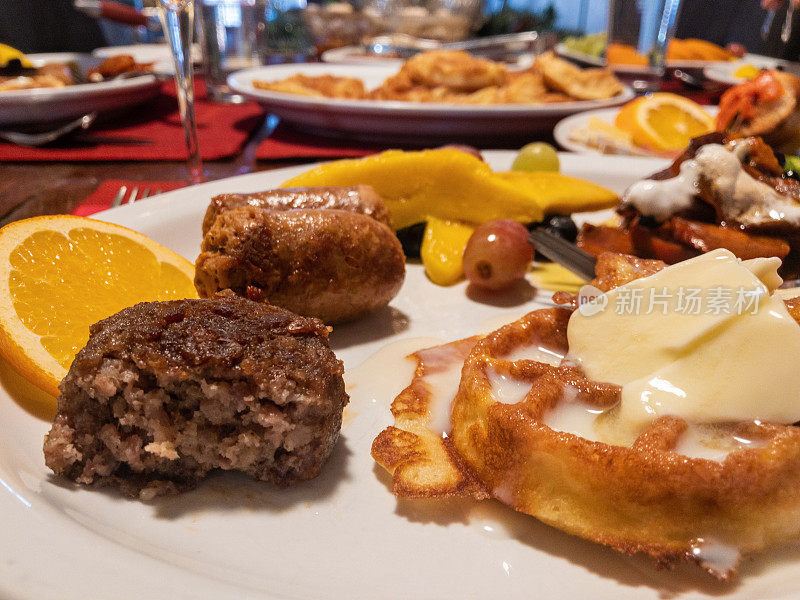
{"left": 1, "top": 0, "right": 799, "bottom": 223}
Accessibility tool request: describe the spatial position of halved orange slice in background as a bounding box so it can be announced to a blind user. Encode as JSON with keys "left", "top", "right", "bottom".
{"left": 0, "top": 215, "right": 197, "bottom": 398}
{"left": 614, "top": 92, "right": 715, "bottom": 152}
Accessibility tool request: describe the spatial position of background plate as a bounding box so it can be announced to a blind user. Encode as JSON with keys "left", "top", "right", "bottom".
{"left": 2, "top": 152, "right": 798, "bottom": 600}
{"left": 555, "top": 44, "right": 769, "bottom": 74}
{"left": 553, "top": 105, "right": 718, "bottom": 157}
{"left": 0, "top": 53, "right": 161, "bottom": 127}
{"left": 227, "top": 63, "right": 634, "bottom": 143}
{"left": 703, "top": 54, "right": 786, "bottom": 86}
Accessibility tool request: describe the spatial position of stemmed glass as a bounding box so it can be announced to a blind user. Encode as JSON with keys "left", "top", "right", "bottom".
{"left": 606, "top": 0, "right": 683, "bottom": 92}
{"left": 157, "top": 0, "right": 205, "bottom": 183}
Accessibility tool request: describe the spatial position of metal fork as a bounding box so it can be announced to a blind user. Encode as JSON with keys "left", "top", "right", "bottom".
{"left": 0, "top": 113, "right": 97, "bottom": 147}
{"left": 529, "top": 228, "right": 597, "bottom": 281}
{"left": 110, "top": 186, "right": 163, "bottom": 208}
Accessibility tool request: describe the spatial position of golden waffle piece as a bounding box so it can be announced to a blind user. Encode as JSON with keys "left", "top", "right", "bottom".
{"left": 373, "top": 253, "right": 800, "bottom": 578}
{"left": 450, "top": 307, "right": 800, "bottom": 578}
{"left": 371, "top": 336, "right": 487, "bottom": 498}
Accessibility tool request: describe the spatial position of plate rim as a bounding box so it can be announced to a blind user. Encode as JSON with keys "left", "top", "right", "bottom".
{"left": 553, "top": 104, "right": 720, "bottom": 156}
{"left": 6, "top": 151, "right": 772, "bottom": 600}
{"left": 226, "top": 62, "right": 636, "bottom": 116}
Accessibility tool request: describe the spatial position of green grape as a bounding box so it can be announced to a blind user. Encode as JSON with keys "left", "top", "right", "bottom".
{"left": 511, "top": 142, "right": 560, "bottom": 172}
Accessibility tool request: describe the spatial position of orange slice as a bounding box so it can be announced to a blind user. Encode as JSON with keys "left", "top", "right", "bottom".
{"left": 614, "top": 92, "right": 715, "bottom": 152}
{"left": 0, "top": 215, "right": 197, "bottom": 398}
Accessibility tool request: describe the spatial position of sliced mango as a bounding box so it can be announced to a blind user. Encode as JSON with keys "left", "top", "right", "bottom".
{"left": 281, "top": 149, "right": 618, "bottom": 230}
{"left": 420, "top": 217, "right": 475, "bottom": 286}
{"left": 494, "top": 171, "right": 619, "bottom": 215}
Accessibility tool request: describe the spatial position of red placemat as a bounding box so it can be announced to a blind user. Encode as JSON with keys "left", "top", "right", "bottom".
{"left": 255, "top": 122, "right": 380, "bottom": 160}
{"left": 0, "top": 79, "right": 264, "bottom": 162}
{"left": 72, "top": 179, "right": 187, "bottom": 217}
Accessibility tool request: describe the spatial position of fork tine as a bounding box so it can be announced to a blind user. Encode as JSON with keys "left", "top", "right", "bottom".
{"left": 528, "top": 229, "right": 597, "bottom": 281}
{"left": 153, "top": 189, "right": 162, "bottom": 196}
{"left": 126, "top": 187, "right": 139, "bottom": 205}
{"left": 110, "top": 186, "right": 127, "bottom": 208}
{"left": 140, "top": 188, "right": 151, "bottom": 200}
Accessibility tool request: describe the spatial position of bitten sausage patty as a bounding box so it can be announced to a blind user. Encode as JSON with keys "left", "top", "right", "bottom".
{"left": 195, "top": 206, "right": 406, "bottom": 324}
{"left": 43, "top": 295, "right": 348, "bottom": 500}
{"left": 201, "top": 185, "right": 392, "bottom": 235}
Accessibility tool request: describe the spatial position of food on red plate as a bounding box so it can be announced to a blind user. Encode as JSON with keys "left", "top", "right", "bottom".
{"left": 578, "top": 133, "right": 800, "bottom": 277}
{"left": 44, "top": 295, "right": 348, "bottom": 500}
{"left": 716, "top": 70, "right": 800, "bottom": 150}
{"left": 195, "top": 186, "right": 405, "bottom": 324}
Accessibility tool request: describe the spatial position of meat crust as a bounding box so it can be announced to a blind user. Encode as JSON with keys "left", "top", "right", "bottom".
{"left": 195, "top": 207, "right": 406, "bottom": 324}
{"left": 201, "top": 185, "right": 392, "bottom": 235}
{"left": 43, "top": 295, "right": 348, "bottom": 500}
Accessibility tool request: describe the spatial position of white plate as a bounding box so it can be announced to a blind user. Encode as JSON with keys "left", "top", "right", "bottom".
{"left": 92, "top": 43, "right": 202, "bottom": 76}
{"left": 320, "top": 46, "right": 404, "bottom": 66}
{"left": 320, "top": 46, "right": 537, "bottom": 70}
{"left": 226, "top": 63, "right": 635, "bottom": 142}
{"left": 554, "top": 105, "right": 719, "bottom": 157}
{"left": 0, "top": 52, "right": 161, "bottom": 127}
{"left": 4, "top": 152, "right": 799, "bottom": 600}
{"left": 703, "top": 54, "right": 787, "bottom": 86}
{"left": 556, "top": 43, "right": 747, "bottom": 74}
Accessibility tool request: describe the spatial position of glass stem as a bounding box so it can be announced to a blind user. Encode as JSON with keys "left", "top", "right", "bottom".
{"left": 159, "top": 0, "right": 204, "bottom": 184}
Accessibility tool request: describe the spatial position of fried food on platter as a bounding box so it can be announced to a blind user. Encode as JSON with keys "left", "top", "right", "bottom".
{"left": 253, "top": 73, "right": 366, "bottom": 99}
{"left": 400, "top": 50, "right": 507, "bottom": 92}
{"left": 536, "top": 51, "right": 624, "bottom": 101}
{"left": 0, "top": 74, "right": 67, "bottom": 91}
{"left": 255, "top": 49, "right": 624, "bottom": 104}
{"left": 367, "top": 70, "right": 451, "bottom": 102}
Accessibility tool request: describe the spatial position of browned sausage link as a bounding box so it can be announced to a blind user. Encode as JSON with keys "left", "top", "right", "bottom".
{"left": 201, "top": 185, "right": 391, "bottom": 235}
{"left": 195, "top": 206, "right": 405, "bottom": 324}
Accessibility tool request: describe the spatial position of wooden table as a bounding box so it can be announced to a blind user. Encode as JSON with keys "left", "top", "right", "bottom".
{"left": 0, "top": 115, "right": 303, "bottom": 226}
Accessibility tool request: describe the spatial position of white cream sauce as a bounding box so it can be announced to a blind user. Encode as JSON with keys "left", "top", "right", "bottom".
{"left": 503, "top": 343, "right": 564, "bottom": 365}
{"left": 344, "top": 337, "right": 443, "bottom": 404}
{"left": 486, "top": 368, "right": 533, "bottom": 405}
{"left": 673, "top": 423, "right": 768, "bottom": 462}
{"left": 415, "top": 341, "right": 479, "bottom": 437}
{"left": 540, "top": 384, "right": 608, "bottom": 442}
{"left": 689, "top": 537, "right": 742, "bottom": 578}
{"left": 624, "top": 142, "right": 800, "bottom": 226}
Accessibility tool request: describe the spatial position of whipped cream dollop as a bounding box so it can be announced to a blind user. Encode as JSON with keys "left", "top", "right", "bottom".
{"left": 567, "top": 249, "right": 800, "bottom": 433}
{"left": 623, "top": 142, "right": 800, "bottom": 226}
